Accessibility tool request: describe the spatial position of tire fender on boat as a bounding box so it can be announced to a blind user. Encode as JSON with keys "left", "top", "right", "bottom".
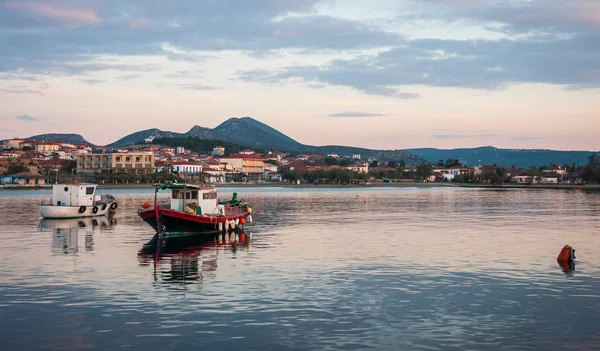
{"left": 110, "top": 202, "right": 118, "bottom": 210}
{"left": 101, "top": 203, "right": 108, "bottom": 211}
{"left": 78, "top": 206, "right": 86, "bottom": 214}
{"left": 92, "top": 206, "right": 99, "bottom": 214}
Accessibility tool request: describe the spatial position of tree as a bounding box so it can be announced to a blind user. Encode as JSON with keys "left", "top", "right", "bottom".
{"left": 482, "top": 171, "right": 503, "bottom": 184}
{"left": 369, "top": 160, "right": 379, "bottom": 168}
{"left": 416, "top": 163, "right": 433, "bottom": 180}
{"left": 400, "top": 160, "right": 406, "bottom": 168}
{"left": 387, "top": 161, "right": 398, "bottom": 168}
{"left": 324, "top": 157, "right": 338, "bottom": 166}
{"left": 445, "top": 159, "right": 461, "bottom": 168}
{"left": 437, "top": 159, "right": 445, "bottom": 167}
{"left": 338, "top": 159, "right": 353, "bottom": 167}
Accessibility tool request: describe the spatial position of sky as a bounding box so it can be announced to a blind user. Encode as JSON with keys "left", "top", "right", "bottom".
{"left": 0, "top": 0, "right": 599, "bottom": 151}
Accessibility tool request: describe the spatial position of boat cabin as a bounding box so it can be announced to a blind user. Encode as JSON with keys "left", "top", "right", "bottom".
{"left": 163, "top": 184, "right": 222, "bottom": 216}
{"left": 52, "top": 182, "right": 99, "bottom": 207}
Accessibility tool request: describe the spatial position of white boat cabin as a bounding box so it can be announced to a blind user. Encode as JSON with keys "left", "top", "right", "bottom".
{"left": 52, "top": 183, "right": 100, "bottom": 207}
{"left": 166, "top": 184, "right": 223, "bottom": 216}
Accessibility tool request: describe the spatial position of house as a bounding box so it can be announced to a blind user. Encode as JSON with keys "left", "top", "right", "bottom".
{"left": 564, "top": 173, "right": 584, "bottom": 184}
{"left": 212, "top": 146, "right": 225, "bottom": 156}
{"left": 265, "top": 171, "right": 283, "bottom": 182}
{"left": 345, "top": 163, "right": 369, "bottom": 174}
{"left": 2, "top": 172, "right": 46, "bottom": 186}
{"left": 3, "top": 138, "right": 26, "bottom": 150}
{"left": 77, "top": 152, "right": 155, "bottom": 174}
{"left": 543, "top": 166, "right": 567, "bottom": 176}
{"left": 31, "top": 142, "right": 61, "bottom": 154}
{"left": 170, "top": 161, "right": 203, "bottom": 178}
{"left": 240, "top": 149, "right": 255, "bottom": 155}
{"left": 220, "top": 154, "right": 266, "bottom": 181}
{"left": 352, "top": 154, "right": 361, "bottom": 160}
{"left": 541, "top": 173, "right": 561, "bottom": 183}
{"left": 281, "top": 161, "right": 308, "bottom": 172}
{"left": 176, "top": 146, "right": 186, "bottom": 155}
{"left": 512, "top": 175, "right": 532, "bottom": 184}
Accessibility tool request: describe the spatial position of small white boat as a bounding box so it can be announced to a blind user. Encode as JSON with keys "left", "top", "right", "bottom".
{"left": 39, "top": 181, "right": 118, "bottom": 219}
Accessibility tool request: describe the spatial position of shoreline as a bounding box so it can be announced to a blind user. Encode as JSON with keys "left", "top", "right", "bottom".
{"left": 3, "top": 182, "right": 598, "bottom": 191}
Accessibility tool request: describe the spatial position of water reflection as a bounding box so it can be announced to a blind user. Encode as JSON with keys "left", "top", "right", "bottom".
{"left": 558, "top": 259, "right": 576, "bottom": 275}
{"left": 38, "top": 217, "right": 117, "bottom": 254}
{"left": 137, "top": 231, "right": 252, "bottom": 288}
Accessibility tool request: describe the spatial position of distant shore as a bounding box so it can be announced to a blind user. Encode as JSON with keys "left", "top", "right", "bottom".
{"left": 2, "top": 182, "right": 599, "bottom": 191}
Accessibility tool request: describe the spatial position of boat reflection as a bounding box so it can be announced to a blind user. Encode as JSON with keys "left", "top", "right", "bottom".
{"left": 557, "top": 259, "right": 576, "bottom": 275}
{"left": 137, "top": 231, "right": 252, "bottom": 289}
{"left": 38, "top": 217, "right": 117, "bottom": 254}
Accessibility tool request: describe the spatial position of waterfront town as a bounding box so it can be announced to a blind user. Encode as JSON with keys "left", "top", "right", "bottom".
{"left": 0, "top": 137, "right": 594, "bottom": 187}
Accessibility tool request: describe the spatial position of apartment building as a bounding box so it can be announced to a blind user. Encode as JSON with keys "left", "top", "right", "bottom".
{"left": 77, "top": 152, "right": 155, "bottom": 174}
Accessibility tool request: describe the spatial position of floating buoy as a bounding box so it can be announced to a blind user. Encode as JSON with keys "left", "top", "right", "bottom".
{"left": 218, "top": 222, "right": 223, "bottom": 231}
{"left": 240, "top": 218, "right": 245, "bottom": 225}
{"left": 235, "top": 219, "right": 239, "bottom": 226}
{"left": 142, "top": 202, "right": 151, "bottom": 209}
{"left": 247, "top": 215, "right": 253, "bottom": 223}
{"left": 224, "top": 221, "right": 229, "bottom": 232}
{"left": 557, "top": 245, "right": 576, "bottom": 262}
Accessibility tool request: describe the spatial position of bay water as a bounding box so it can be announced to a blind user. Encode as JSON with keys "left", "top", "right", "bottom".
{"left": 1, "top": 187, "right": 599, "bottom": 350}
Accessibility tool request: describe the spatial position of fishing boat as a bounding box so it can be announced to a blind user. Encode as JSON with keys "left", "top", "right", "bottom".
{"left": 39, "top": 181, "right": 118, "bottom": 219}
{"left": 138, "top": 183, "right": 253, "bottom": 236}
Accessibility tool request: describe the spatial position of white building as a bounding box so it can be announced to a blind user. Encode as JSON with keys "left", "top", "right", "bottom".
{"left": 212, "top": 146, "right": 225, "bottom": 156}
{"left": 171, "top": 162, "right": 203, "bottom": 175}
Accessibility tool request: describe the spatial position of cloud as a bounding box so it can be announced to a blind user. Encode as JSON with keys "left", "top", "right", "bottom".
{"left": 16, "top": 114, "right": 41, "bottom": 122}
{"left": 129, "top": 18, "right": 151, "bottom": 30}
{"left": 81, "top": 79, "right": 105, "bottom": 85}
{"left": 432, "top": 134, "right": 497, "bottom": 139}
{"left": 4, "top": 1, "right": 99, "bottom": 28}
{"left": 329, "top": 112, "right": 387, "bottom": 118}
{"left": 510, "top": 136, "right": 544, "bottom": 141}
{"left": 179, "top": 84, "right": 221, "bottom": 90}
{"left": 237, "top": 32, "right": 600, "bottom": 96}
{"left": 0, "top": 114, "right": 43, "bottom": 122}
{"left": 0, "top": 88, "right": 43, "bottom": 95}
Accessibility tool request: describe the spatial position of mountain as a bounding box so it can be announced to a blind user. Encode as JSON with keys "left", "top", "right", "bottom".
{"left": 212, "top": 117, "right": 304, "bottom": 150}
{"left": 108, "top": 128, "right": 188, "bottom": 146}
{"left": 407, "top": 146, "right": 597, "bottom": 168}
{"left": 26, "top": 133, "right": 93, "bottom": 145}
{"left": 107, "top": 117, "right": 423, "bottom": 164}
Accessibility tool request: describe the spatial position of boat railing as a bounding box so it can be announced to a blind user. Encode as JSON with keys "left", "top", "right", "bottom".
{"left": 40, "top": 198, "right": 54, "bottom": 206}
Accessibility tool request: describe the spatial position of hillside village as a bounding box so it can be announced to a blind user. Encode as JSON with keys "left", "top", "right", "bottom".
{"left": 1, "top": 137, "right": 598, "bottom": 187}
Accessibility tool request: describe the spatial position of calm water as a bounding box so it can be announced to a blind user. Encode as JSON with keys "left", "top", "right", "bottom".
{"left": 1, "top": 186, "right": 600, "bottom": 350}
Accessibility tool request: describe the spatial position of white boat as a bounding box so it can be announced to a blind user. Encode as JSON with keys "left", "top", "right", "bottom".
{"left": 39, "top": 181, "right": 118, "bottom": 219}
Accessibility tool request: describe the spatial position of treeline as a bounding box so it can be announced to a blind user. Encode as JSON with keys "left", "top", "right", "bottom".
{"left": 90, "top": 172, "right": 179, "bottom": 184}
{"left": 152, "top": 137, "right": 267, "bottom": 156}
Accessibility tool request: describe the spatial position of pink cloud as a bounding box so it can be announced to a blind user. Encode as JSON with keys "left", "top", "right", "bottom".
{"left": 273, "top": 29, "right": 296, "bottom": 37}
{"left": 129, "top": 17, "right": 152, "bottom": 30}
{"left": 5, "top": 1, "right": 99, "bottom": 27}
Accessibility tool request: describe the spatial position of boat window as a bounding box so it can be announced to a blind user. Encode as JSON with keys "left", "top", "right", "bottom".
{"left": 86, "top": 187, "right": 95, "bottom": 195}
{"left": 202, "top": 191, "right": 217, "bottom": 199}
{"left": 185, "top": 192, "right": 191, "bottom": 199}
{"left": 64, "top": 187, "right": 69, "bottom": 192}
{"left": 191, "top": 191, "right": 198, "bottom": 199}
{"left": 172, "top": 190, "right": 179, "bottom": 199}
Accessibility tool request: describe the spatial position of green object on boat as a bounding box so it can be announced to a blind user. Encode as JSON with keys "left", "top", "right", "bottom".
{"left": 196, "top": 206, "right": 202, "bottom": 215}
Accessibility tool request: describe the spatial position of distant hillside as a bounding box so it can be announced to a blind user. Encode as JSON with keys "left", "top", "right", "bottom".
{"left": 408, "top": 146, "right": 597, "bottom": 168}
{"left": 109, "top": 117, "right": 424, "bottom": 165}
{"left": 26, "top": 133, "right": 93, "bottom": 145}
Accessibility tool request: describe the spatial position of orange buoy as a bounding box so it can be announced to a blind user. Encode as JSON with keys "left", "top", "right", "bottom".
{"left": 141, "top": 202, "right": 151, "bottom": 209}
{"left": 557, "top": 245, "right": 575, "bottom": 262}
{"left": 240, "top": 218, "right": 245, "bottom": 225}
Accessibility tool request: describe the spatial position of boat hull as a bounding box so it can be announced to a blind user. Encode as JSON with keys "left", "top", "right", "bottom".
{"left": 139, "top": 206, "right": 250, "bottom": 236}
{"left": 39, "top": 203, "right": 116, "bottom": 219}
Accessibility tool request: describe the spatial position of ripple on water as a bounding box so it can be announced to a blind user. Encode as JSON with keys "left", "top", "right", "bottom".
{"left": 1, "top": 187, "right": 600, "bottom": 350}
